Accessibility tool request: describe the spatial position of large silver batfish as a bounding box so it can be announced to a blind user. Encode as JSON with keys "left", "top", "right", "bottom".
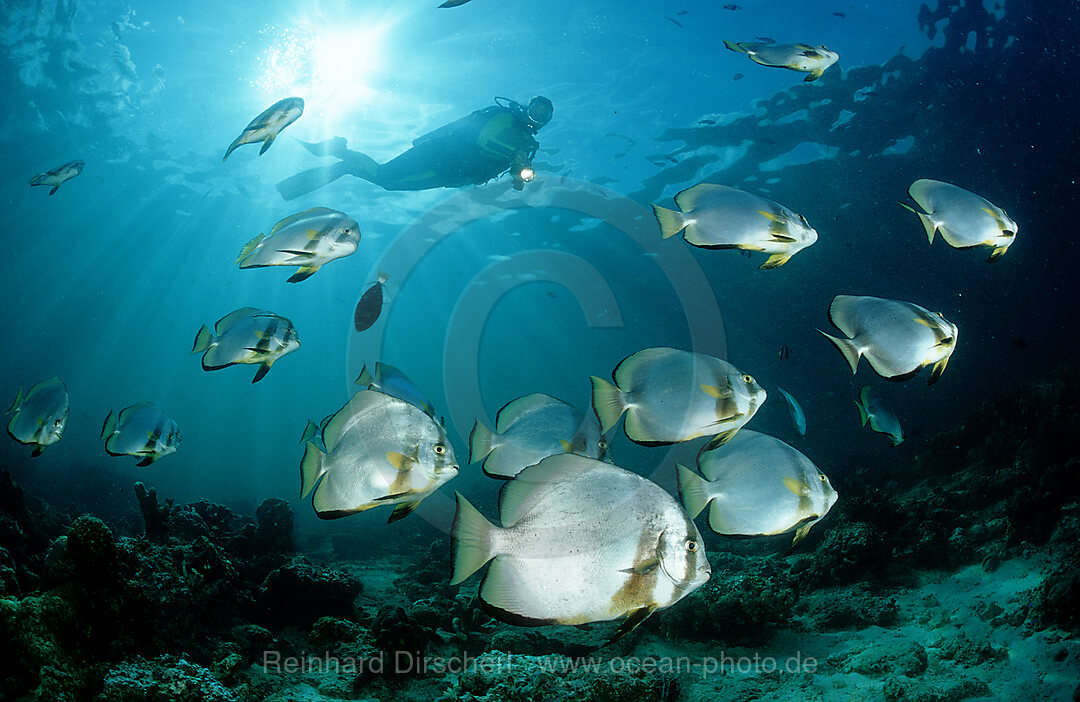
{"left": 29, "top": 160, "right": 84, "bottom": 195}
{"left": 300, "top": 390, "right": 458, "bottom": 522}
{"left": 7, "top": 377, "right": 69, "bottom": 456}
{"left": 591, "top": 347, "right": 765, "bottom": 449}
{"left": 652, "top": 184, "right": 818, "bottom": 268}
{"left": 723, "top": 41, "right": 839, "bottom": 81}
{"left": 819, "top": 295, "right": 958, "bottom": 385}
{"left": 469, "top": 393, "right": 608, "bottom": 479}
{"left": 101, "top": 402, "right": 182, "bottom": 466}
{"left": 677, "top": 430, "right": 837, "bottom": 549}
{"left": 451, "top": 455, "right": 711, "bottom": 639}
{"left": 191, "top": 307, "right": 300, "bottom": 383}
{"left": 223, "top": 97, "right": 304, "bottom": 161}
{"left": 237, "top": 207, "right": 361, "bottom": 283}
{"left": 902, "top": 179, "right": 1017, "bottom": 262}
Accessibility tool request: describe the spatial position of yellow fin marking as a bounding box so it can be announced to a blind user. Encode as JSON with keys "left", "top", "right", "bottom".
{"left": 700, "top": 384, "right": 733, "bottom": 399}
{"left": 782, "top": 476, "right": 808, "bottom": 496}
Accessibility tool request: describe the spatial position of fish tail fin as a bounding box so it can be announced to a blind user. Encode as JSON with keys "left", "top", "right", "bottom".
{"left": 222, "top": 137, "right": 242, "bottom": 162}
{"left": 48, "top": 186, "right": 59, "bottom": 196}
{"left": 723, "top": 39, "right": 747, "bottom": 54}
{"left": 450, "top": 492, "right": 496, "bottom": 585}
{"left": 236, "top": 233, "right": 265, "bottom": 265}
{"left": 675, "top": 464, "right": 711, "bottom": 519}
{"left": 287, "top": 265, "right": 320, "bottom": 283}
{"left": 259, "top": 134, "right": 277, "bottom": 155}
{"left": 900, "top": 202, "right": 936, "bottom": 244}
{"left": 191, "top": 325, "right": 214, "bottom": 354}
{"left": 299, "top": 441, "right": 328, "bottom": 498}
{"left": 299, "top": 419, "right": 319, "bottom": 445}
{"left": 651, "top": 203, "right": 688, "bottom": 239}
{"left": 354, "top": 364, "right": 374, "bottom": 386}
{"left": 760, "top": 253, "right": 791, "bottom": 269}
{"left": 818, "top": 329, "right": 862, "bottom": 374}
{"left": 590, "top": 376, "right": 628, "bottom": 434}
{"left": 101, "top": 411, "right": 117, "bottom": 440}
{"left": 7, "top": 388, "right": 23, "bottom": 414}
{"left": 468, "top": 420, "right": 496, "bottom": 464}
{"left": 854, "top": 399, "right": 869, "bottom": 426}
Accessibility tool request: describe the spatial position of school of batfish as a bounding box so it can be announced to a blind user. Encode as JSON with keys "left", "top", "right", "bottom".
{"left": 13, "top": 37, "right": 1019, "bottom": 640}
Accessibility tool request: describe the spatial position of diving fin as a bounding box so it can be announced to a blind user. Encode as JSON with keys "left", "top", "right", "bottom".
{"left": 275, "top": 161, "right": 355, "bottom": 201}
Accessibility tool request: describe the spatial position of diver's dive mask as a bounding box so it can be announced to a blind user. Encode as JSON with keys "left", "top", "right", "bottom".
{"left": 495, "top": 95, "right": 553, "bottom": 131}
{"left": 525, "top": 96, "right": 553, "bottom": 130}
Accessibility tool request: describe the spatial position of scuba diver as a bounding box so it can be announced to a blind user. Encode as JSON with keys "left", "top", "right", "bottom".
{"left": 275, "top": 96, "right": 553, "bottom": 200}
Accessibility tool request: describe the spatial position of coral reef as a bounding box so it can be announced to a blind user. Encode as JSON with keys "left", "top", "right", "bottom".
{"left": 97, "top": 655, "right": 239, "bottom": 702}
{"left": 256, "top": 555, "right": 362, "bottom": 627}
{"left": 436, "top": 651, "right": 680, "bottom": 702}
{"left": 656, "top": 552, "right": 798, "bottom": 645}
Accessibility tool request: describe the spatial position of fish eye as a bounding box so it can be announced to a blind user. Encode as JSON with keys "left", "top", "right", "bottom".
{"left": 598, "top": 439, "right": 608, "bottom": 450}
{"left": 433, "top": 444, "right": 446, "bottom": 455}
{"left": 684, "top": 539, "right": 698, "bottom": 553}
{"left": 819, "top": 473, "right": 827, "bottom": 482}
{"left": 742, "top": 374, "right": 755, "bottom": 384}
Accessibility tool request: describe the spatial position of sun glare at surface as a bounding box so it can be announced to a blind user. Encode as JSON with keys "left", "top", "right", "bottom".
{"left": 253, "top": 21, "right": 386, "bottom": 133}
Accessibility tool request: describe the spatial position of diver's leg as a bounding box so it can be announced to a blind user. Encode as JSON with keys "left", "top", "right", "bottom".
{"left": 374, "top": 145, "right": 469, "bottom": 190}
{"left": 274, "top": 151, "right": 381, "bottom": 200}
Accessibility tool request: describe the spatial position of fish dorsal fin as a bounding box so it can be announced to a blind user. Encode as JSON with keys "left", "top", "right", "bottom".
{"left": 498, "top": 454, "right": 601, "bottom": 527}
{"left": 674, "top": 183, "right": 726, "bottom": 211}
{"left": 270, "top": 207, "right": 340, "bottom": 235}
{"left": 7, "top": 387, "right": 24, "bottom": 414}
{"left": 495, "top": 393, "right": 557, "bottom": 432}
{"left": 782, "top": 476, "right": 809, "bottom": 497}
{"left": 322, "top": 390, "right": 394, "bottom": 451}
{"left": 215, "top": 307, "right": 264, "bottom": 335}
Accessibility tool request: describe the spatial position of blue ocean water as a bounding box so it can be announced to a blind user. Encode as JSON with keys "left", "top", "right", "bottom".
{"left": 2, "top": 0, "right": 1079, "bottom": 698}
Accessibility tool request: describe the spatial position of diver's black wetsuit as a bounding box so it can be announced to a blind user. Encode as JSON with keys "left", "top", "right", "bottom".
{"left": 275, "top": 100, "right": 544, "bottom": 200}
{"left": 370, "top": 105, "right": 539, "bottom": 190}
